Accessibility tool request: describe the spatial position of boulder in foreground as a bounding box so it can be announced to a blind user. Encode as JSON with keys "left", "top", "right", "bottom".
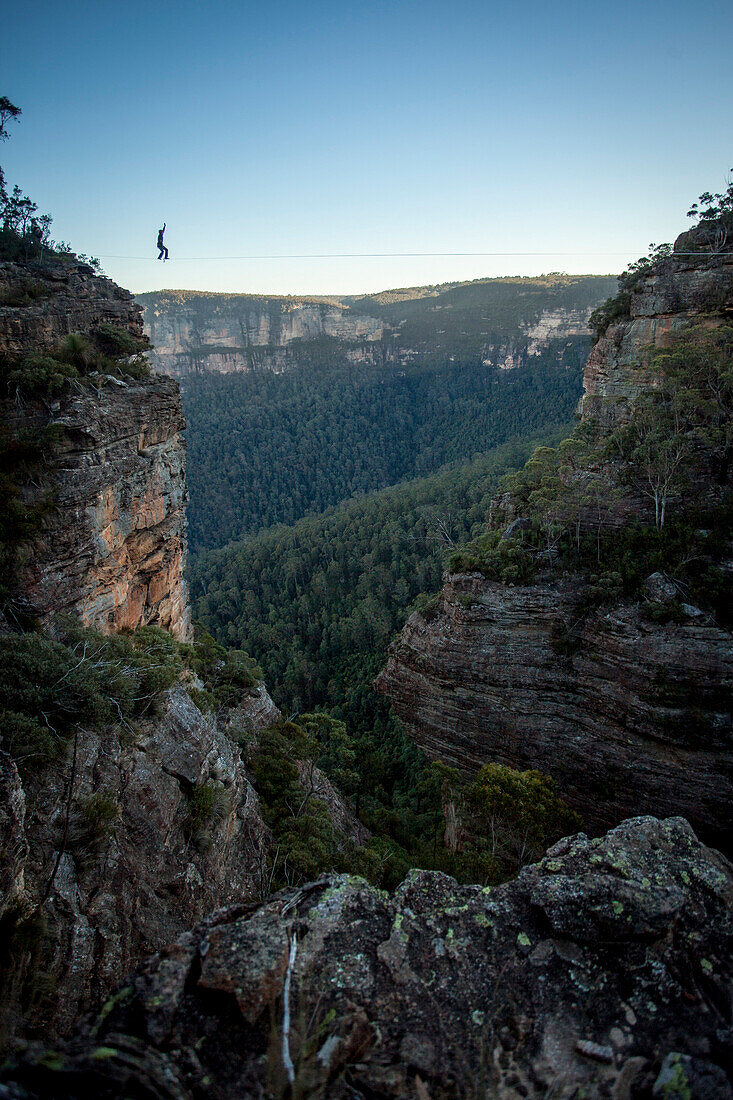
{"left": 2, "top": 816, "right": 731, "bottom": 1098}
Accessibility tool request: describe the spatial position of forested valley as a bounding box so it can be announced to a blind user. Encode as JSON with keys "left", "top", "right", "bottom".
{"left": 190, "top": 426, "right": 571, "bottom": 881}
{"left": 181, "top": 347, "right": 586, "bottom": 551}
{"left": 178, "top": 289, "right": 601, "bottom": 883}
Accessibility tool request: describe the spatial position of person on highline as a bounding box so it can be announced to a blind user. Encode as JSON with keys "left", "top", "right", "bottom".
{"left": 157, "top": 223, "right": 168, "bottom": 261}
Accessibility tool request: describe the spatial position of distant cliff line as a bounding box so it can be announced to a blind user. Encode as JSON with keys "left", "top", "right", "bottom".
{"left": 137, "top": 273, "right": 618, "bottom": 377}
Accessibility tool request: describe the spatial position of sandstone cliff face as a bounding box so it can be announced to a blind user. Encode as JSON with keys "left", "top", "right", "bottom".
{"left": 4, "top": 817, "right": 732, "bottom": 1099}
{"left": 138, "top": 293, "right": 384, "bottom": 376}
{"left": 138, "top": 286, "right": 607, "bottom": 377}
{"left": 0, "top": 684, "right": 278, "bottom": 1042}
{"left": 376, "top": 574, "right": 732, "bottom": 848}
{"left": 378, "top": 247, "right": 733, "bottom": 847}
{"left": 582, "top": 249, "right": 733, "bottom": 426}
{"left": 5, "top": 377, "right": 191, "bottom": 639}
{"left": 1, "top": 261, "right": 191, "bottom": 640}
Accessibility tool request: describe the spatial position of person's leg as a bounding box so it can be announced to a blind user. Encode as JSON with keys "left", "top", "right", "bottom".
{"left": 158, "top": 246, "right": 164, "bottom": 259}
{"left": 163, "top": 246, "right": 169, "bottom": 260}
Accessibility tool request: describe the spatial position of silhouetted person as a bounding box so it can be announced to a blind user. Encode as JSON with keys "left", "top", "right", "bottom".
{"left": 157, "top": 223, "right": 168, "bottom": 261}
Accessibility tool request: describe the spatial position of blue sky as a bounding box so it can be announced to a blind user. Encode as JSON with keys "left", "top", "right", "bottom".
{"left": 2, "top": 0, "right": 731, "bottom": 295}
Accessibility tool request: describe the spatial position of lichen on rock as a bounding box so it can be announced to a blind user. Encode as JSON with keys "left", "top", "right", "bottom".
{"left": 2, "top": 816, "right": 731, "bottom": 1098}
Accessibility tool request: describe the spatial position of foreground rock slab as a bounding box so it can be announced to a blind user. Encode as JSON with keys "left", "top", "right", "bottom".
{"left": 3, "top": 816, "right": 731, "bottom": 1098}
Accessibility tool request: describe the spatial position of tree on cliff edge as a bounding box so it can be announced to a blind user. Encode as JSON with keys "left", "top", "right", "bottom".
{"left": 0, "top": 97, "right": 21, "bottom": 142}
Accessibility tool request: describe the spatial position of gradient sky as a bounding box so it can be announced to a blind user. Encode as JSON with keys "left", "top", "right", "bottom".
{"left": 2, "top": 0, "right": 731, "bottom": 296}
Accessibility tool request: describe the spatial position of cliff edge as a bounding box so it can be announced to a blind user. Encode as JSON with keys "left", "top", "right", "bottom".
{"left": 377, "top": 235, "right": 733, "bottom": 850}
{"left": 0, "top": 259, "right": 280, "bottom": 1042}
{"left": 0, "top": 259, "right": 190, "bottom": 638}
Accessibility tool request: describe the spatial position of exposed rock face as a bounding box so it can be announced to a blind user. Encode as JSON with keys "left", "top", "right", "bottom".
{"left": 6, "top": 377, "right": 191, "bottom": 639}
{"left": 0, "top": 684, "right": 276, "bottom": 1042}
{"left": 376, "top": 574, "right": 733, "bottom": 849}
{"left": 1, "top": 261, "right": 191, "bottom": 640}
{"left": 0, "top": 751, "right": 28, "bottom": 921}
{"left": 296, "top": 760, "right": 371, "bottom": 848}
{"left": 582, "top": 249, "right": 733, "bottom": 426}
{"left": 0, "top": 260, "right": 144, "bottom": 358}
{"left": 138, "top": 293, "right": 384, "bottom": 376}
{"left": 378, "top": 246, "right": 733, "bottom": 848}
{"left": 4, "top": 817, "right": 732, "bottom": 1098}
{"left": 138, "top": 279, "right": 615, "bottom": 378}
{"left": 523, "top": 307, "right": 598, "bottom": 358}
{"left": 221, "top": 681, "right": 282, "bottom": 738}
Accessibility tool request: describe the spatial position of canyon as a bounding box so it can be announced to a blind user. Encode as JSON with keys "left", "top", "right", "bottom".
{"left": 1, "top": 241, "right": 732, "bottom": 1095}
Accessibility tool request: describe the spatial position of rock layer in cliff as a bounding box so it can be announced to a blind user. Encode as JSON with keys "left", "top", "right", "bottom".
{"left": 138, "top": 276, "right": 617, "bottom": 377}
{"left": 1, "top": 260, "right": 191, "bottom": 640}
{"left": 376, "top": 573, "right": 733, "bottom": 849}
{"left": 582, "top": 247, "right": 733, "bottom": 428}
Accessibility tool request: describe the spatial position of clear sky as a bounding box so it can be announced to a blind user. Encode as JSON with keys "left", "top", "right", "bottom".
{"left": 2, "top": 0, "right": 731, "bottom": 296}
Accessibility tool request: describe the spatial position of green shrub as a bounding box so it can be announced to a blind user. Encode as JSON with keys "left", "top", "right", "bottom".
{"left": 0, "top": 426, "right": 56, "bottom": 611}
{"left": 642, "top": 599, "right": 686, "bottom": 625}
{"left": 589, "top": 289, "right": 632, "bottom": 339}
{"left": 450, "top": 530, "right": 536, "bottom": 584}
{"left": 3, "top": 354, "right": 78, "bottom": 398}
{"left": 73, "top": 792, "right": 120, "bottom": 848}
{"left": 0, "top": 633, "right": 110, "bottom": 770}
{"left": 0, "top": 710, "right": 58, "bottom": 769}
{"left": 180, "top": 628, "right": 262, "bottom": 708}
{"left": 0, "top": 277, "right": 50, "bottom": 308}
{"left": 93, "top": 323, "right": 148, "bottom": 359}
{"left": 579, "top": 571, "right": 624, "bottom": 611}
{"left": 461, "top": 763, "right": 579, "bottom": 883}
{"left": 187, "top": 686, "right": 216, "bottom": 713}
{"left": 0, "top": 326, "right": 151, "bottom": 400}
{"left": 184, "top": 781, "right": 230, "bottom": 844}
{"left": 0, "top": 624, "right": 185, "bottom": 773}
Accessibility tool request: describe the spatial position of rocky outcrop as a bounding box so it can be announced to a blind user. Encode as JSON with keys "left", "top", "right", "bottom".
{"left": 221, "top": 681, "right": 282, "bottom": 738}
{"left": 378, "top": 243, "right": 733, "bottom": 848}
{"left": 4, "top": 817, "right": 732, "bottom": 1098}
{"left": 0, "top": 260, "right": 144, "bottom": 358}
{"left": 1, "top": 261, "right": 191, "bottom": 640}
{"left": 0, "top": 684, "right": 276, "bottom": 1042}
{"left": 295, "top": 760, "right": 371, "bottom": 848}
{"left": 376, "top": 574, "right": 733, "bottom": 849}
{"left": 0, "top": 751, "right": 27, "bottom": 921}
{"left": 582, "top": 247, "right": 733, "bottom": 427}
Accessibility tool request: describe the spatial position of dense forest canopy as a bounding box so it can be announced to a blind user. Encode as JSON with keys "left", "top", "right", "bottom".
{"left": 182, "top": 352, "right": 586, "bottom": 552}
{"left": 191, "top": 429, "right": 568, "bottom": 857}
